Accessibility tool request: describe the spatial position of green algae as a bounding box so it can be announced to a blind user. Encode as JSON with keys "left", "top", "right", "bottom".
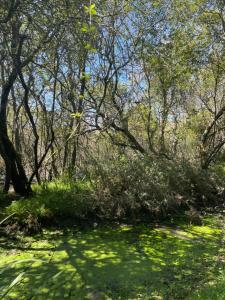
{"left": 0, "top": 216, "right": 224, "bottom": 299}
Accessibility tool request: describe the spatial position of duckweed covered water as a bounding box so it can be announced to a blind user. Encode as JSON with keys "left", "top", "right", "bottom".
{"left": 0, "top": 216, "right": 225, "bottom": 299}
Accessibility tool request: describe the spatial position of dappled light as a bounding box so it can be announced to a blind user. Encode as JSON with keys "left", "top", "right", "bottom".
{"left": 0, "top": 0, "right": 225, "bottom": 299}
{"left": 1, "top": 217, "right": 225, "bottom": 299}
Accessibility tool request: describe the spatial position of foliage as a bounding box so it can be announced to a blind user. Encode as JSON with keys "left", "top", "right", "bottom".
{"left": 0, "top": 1, "right": 225, "bottom": 298}
{"left": 88, "top": 156, "right": 221, "bottom": 220}
{"left": 5, "top": 180, "right": 95, "bottom": 223}
{"left": 5, "top": 156, "right": 222, "bottom": 226}
{"left": 0, "top": 0, "right": 224, "bottom": 195}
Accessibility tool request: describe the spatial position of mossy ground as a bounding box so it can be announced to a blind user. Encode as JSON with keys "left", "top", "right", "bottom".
{"left": 0, "top": 216, "right": 225, "bottom": 299}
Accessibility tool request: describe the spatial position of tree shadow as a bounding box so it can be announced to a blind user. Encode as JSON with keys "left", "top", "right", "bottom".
{"left": 0, "top": 219, "right": 224, "bottom": 299}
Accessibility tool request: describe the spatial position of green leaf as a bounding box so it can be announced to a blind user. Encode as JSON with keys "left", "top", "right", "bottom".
{"left": 71, "top": 112, "right": 82, "bottom": 118}
{"left": 81, "top": 72, "right": 91, "bottom": 80}
{"left": 84, "top": 43, "right": 93, "bottom": 50}
{"left": 84, "top": 3, "right": 97, "bottom": 15}
{"left": 2, "top": 272, "right": 25, "bottom": 298}
{"left": 81, "top": 24, "right": 88, "bottom": 33}
{"left": 84, "top": 5, "right": 89, "bottom": 12}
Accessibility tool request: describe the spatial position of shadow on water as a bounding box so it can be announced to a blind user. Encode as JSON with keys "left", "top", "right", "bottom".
{"left": 0, "top": 217, "right": 224, "bottom": 299}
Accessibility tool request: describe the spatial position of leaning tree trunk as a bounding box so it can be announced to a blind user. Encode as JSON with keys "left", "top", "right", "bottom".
{"left": 0, "top": 70, "right": 32, "bottom": 196}
{"left": 0, "top": 132, "right": 31, "bottom": 195}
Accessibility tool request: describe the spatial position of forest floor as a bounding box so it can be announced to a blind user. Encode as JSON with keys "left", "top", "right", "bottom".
{"left": 0, "top": 215, "right": 225, "bottom": 300}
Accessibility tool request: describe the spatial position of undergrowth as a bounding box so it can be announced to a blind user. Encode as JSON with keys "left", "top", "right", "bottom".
{"left": 2, "top": 158, "right": 224, "bottom": 229}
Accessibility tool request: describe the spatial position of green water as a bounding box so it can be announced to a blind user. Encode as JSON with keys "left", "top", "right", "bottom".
{"left": 0, "top": 216, "right": 225, "bottom": 299}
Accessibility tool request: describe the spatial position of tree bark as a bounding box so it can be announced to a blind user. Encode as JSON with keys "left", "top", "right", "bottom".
{"left": 0, "top": 69, "right": 32, "bottom": 196}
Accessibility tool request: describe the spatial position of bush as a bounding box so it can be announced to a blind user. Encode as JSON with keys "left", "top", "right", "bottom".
{"left": 210, "top": 163, "right": 225, "bottom": 196}
{"left": 87, "top": 156, "right": 220, "bottom": 220}
{"left": 4, "top": 158, "right": 222, "bottom": 226}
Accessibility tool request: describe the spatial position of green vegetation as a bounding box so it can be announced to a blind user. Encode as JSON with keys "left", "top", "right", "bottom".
{"left": 0, "top": 216, "right": 225, "bottom": 299}
{"left": 5, "top": 180, "right": 94, "bottom": 222}
{"left": 0, "top": 0, "right": 225, "bottom": 298}
{"left": 4, "top": 159, "right": 224, "bottom": 225}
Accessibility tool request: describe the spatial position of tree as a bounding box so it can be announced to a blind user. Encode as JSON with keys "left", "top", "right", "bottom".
{"left": 0, "top": 0, "right": 63, "bottom": 195}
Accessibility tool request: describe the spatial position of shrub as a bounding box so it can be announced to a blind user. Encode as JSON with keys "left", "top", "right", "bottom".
{"left": 210, "top": 163, "right": 225, "bottom": 197}
{"left": 5, "top": 179, "right": 95, "bottom": 223}
{"left": 4, "top": 157, "right": 222, "bottom": 226}
{"left": 87, "top": 156, "right": 220, "bottom": 220}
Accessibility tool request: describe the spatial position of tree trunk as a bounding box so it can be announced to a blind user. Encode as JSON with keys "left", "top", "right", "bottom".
{"left": 0, "top": 70, "right": 32, "bottom": 196}
{"left": 0, "top": 132, "right": 32, "bottom": 196}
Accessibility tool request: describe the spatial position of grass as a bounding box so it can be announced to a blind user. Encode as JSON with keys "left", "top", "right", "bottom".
{"left": 4, "top": 180, "right": 95, "bottom": 221}
{"left": 0, "top": 215, "right": 225, "bottom": 299}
